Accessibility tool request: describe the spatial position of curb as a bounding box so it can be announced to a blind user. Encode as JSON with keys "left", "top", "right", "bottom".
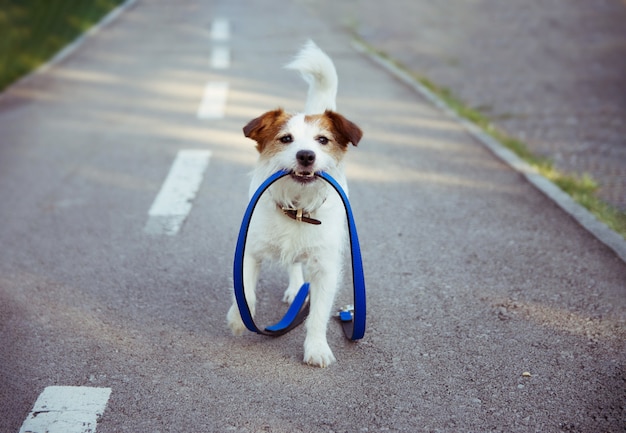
{"left": 351, "top": 39, "right": 626, "bottom": 264}
{"left": 0, "top": 0, "right": 138, "bottom": 98}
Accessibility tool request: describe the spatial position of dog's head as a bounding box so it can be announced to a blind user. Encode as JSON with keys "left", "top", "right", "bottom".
{"left": 243, "top": 109, "right": 362, "bottom": 184}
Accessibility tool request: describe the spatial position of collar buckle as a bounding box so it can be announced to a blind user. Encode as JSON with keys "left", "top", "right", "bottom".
{"left": 281, "top": 206, "right": 322, "bottom": 225}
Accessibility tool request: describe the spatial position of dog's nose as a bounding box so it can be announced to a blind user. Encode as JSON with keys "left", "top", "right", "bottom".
{"left": 296, "top": 150, "right": 316, "bottom": 167}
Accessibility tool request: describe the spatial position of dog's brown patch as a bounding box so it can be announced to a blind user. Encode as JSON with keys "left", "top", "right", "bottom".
{"left": 321, "top": 110, "right": 363, "bottom": 148}
{"left": 304, "top": 111, "right": 363, "bottom": 161}
{"left": 305, "top": 111, "right": 362, "bottom": 147}
{"left": 243, "top": 109, "right": 292, "bottom": 154}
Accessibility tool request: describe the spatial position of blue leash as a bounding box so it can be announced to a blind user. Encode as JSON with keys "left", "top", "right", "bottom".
{"left": 233, "top": 170, "right": 366, "bottom": 340}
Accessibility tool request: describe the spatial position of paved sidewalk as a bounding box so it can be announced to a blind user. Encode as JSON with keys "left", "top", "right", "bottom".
{"left": 302, "top": 0, "right": 626, "bottom": 211}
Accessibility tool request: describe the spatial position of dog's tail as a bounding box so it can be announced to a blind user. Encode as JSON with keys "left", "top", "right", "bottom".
{"left": 285, "top": 40, "right": 338, "bottom": 114}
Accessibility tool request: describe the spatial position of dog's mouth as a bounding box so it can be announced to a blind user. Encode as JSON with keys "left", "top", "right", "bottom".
{"left": 290, "top": 170, "right": 317, "bottom": 184}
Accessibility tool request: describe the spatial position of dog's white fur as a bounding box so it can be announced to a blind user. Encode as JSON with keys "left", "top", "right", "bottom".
{"left": 226, "top": 41, "right": 362, "bottom": 367}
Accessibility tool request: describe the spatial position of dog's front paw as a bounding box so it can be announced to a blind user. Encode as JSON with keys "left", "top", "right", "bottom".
{"left": 303, "top": 338, "right": 336, "bottom": 368}
{"left": 282, "top": 286, "right": 299, "bottom": 305}
{"left": 227, "top": 303, "right": 247, "bottom": 336}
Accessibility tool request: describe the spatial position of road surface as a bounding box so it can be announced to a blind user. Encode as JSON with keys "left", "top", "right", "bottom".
{"left": 1, "top": 1, "right": 624, "bottom": 432}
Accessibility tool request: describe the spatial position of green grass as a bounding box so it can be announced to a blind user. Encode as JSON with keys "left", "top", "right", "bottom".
{"left": 356, "top": 39, "right": 626, "bottom": 240}
{"left": 0, "top": 0, "right": 124, "bottom": 92}
{"left": 416, "top": 77, "right": 626, "bottom": 240}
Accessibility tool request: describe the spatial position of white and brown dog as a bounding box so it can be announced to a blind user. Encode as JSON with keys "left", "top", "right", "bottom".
{"left": 227, "top": 41, "right": 362, "bottom": 367}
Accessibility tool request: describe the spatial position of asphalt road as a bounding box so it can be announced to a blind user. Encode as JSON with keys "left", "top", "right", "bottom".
{"left": 1, "top": 1, "right": 625, "bottom": 432}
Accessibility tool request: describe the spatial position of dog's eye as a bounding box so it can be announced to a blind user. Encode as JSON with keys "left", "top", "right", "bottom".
{"left": 317, "top": 136, "right": 329, "bottom": 145}
{"left": 279, "top": 134, "right": 293, "bottom": 144}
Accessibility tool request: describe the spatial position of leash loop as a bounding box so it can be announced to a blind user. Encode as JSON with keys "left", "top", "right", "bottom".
{"left": 233, "top": 170, "right": 366, "bottom": 340}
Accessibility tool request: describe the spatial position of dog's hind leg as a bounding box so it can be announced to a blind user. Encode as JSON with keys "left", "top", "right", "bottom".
{"left": 282, "top": 262, "right": 305, "bottom": 304}
{"left": 227, "top": 254, "right": 260, "bottom": 336}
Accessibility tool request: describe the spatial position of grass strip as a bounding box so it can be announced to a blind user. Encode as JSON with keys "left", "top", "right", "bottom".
{"left": 357, "top": 40, "right": 626, "bottom": 240}
{"left": 0, "top": 0, "right": 124, "bottom": 92}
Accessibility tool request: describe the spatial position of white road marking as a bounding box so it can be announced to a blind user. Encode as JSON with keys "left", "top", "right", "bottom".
{"left": 196, "top": 81, "right": 229, "bottom": 119}
{"left": 210, "top": 18, "right": 230, "bottom": 41}
{"left": 144, "top": 149, "right": 212, "bottom": 235}
{"left": 19, "top": 386, "right": 112, "bottom": 433}
{"left": 211, "top": 46, "right": 230, "bottom": 69}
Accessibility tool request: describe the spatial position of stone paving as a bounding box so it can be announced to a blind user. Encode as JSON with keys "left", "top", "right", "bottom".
{"left": 303, "top": 0, "right": 626, "bottom": 211}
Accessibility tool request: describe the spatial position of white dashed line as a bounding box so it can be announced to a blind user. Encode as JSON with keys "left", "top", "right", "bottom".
{"left": 210, "top": 18, "right": 230, "bottom": 41}
{"left": 211, "top": 46, "right": 230, "bottom": 69}
{"left": 196, "top": 81, "right": 229, "bottom": 119}
{"left": 19, "top": 386, "right": 112, "bottom": 433}
{"left": 199, "top": 18, "right": 231, "bottom": 117}
{"left": 144, "top": 149, "right": 212, "bottom": 235}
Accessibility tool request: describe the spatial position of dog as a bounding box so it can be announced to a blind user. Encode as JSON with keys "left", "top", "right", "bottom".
{"left": 226, "top": 41, "right": 363, "bottom": 367}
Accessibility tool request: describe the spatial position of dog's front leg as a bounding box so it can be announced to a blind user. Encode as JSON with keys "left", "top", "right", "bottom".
{"left": 303, "top": 260, "right": 339, "bottom": 367}
{"left": 283, "top": 262, "right": 305, "bottom": 304}
{"left": 227, "top": 254, "right": 260, "bottom": 336}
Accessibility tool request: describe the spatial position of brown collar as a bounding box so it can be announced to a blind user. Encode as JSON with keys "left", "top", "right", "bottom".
{"left": 279, "top": 205, "right": 322, "bottom": 225}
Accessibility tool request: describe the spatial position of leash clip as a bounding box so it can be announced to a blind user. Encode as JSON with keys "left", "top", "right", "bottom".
{"left": 337, "top": 305, "right": 355, "bottom": 322}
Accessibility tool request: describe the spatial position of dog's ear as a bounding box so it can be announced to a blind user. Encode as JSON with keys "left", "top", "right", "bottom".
{"left": 243, "top": 109, "right": 289, "bottom": 153}
{"left": 324, "top": 110, "right": 363, "bottom": 147}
